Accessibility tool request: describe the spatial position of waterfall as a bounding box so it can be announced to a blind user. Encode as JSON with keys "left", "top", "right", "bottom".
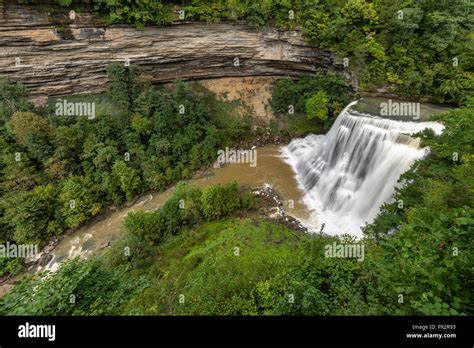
{"left": 281, "top": 101, "right": 445, "bottom": 237}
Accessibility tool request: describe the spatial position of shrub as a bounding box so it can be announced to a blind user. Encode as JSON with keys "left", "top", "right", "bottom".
{"left": 306, "top": 90, "right": 329, "bottom": 122}
{"left": 0, "top": 78, "right": 32, "bottom": 124}
{"left": 201, "top": 182, "right": 241, "bottom": 220}
{"left": 0, "top": 257, "right": 148, "bottom": 315}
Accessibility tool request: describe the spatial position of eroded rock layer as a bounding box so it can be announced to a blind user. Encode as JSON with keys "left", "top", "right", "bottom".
{"left": 0, "top": 5, "right": 343, "bottom": 105}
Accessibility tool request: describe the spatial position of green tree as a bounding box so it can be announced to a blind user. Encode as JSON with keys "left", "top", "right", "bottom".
{"left": 95, "top": 0, "right": 173, "bottom": 28}
{"left": 106, "top": 63, "right": 140, "bottom": 113}
{"left": 0, "top": 185, "right": 61, "bottom": 244}
{"left": 112, "top": 160, "right": 141, "bottom": 201}
{"left": 9, "top": 112, "right": 53, "bottom": 146}
{"left": 59, "top": 176, "right": 102, "bottom": 229}
{"left": 305, "top": 90, "right": 329, "bottom": 122}
{"left": 201, "top": 182, "right": 241, "bottom": 220}
{"left": 0, "top": 78, "right": 32, "bottom": 125}
{"left": 0, "top": 153, "right": 40, "bottom": 192}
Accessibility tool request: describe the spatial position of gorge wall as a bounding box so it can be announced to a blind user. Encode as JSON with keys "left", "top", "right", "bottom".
{"left": 0, "top": 5, "right": 345, "bottom": 106}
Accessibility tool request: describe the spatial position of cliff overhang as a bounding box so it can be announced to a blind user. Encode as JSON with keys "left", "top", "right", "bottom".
{"left": 0, "top": 5, "right": 346, "bottom": 105}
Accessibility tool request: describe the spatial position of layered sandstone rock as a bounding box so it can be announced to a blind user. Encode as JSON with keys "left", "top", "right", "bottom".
{"left": 0, "top": 5, "right": 345, "bottom": 106}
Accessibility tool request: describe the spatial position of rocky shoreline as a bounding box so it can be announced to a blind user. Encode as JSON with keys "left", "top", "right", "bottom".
{"left": 252, "top": 184, "right": 308, "bottom": 234}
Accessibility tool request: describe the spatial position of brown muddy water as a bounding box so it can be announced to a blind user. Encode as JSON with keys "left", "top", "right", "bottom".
{"left": 38, "top": 144, "right": 309, "bottom": 273}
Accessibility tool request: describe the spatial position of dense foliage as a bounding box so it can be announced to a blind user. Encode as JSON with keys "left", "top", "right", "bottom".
{"left": 121, "top": 218, "right": 302, "bottom": 315}
{"left": 0, "top": 258, "right": 148, "bottom": 315}
{"left": 301, "top": 0, "right": 474, "bottom": 104}
{"left": 270, "top": 70, "right": 349, "bottom": 127}
{"left": 122, "top": 182, "right": 255, "bottom": 248}
{"left": 109, "top": 182, "right": 257, "bottom": 268}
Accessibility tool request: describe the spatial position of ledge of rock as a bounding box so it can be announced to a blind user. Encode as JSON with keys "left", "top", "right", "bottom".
{"left": 0, "top": 5, "right": 345, "bottom": 106}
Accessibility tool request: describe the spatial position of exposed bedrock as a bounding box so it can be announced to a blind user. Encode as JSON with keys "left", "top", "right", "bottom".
{"left": 0, "top": 5, "right": 347, "bottom": 105}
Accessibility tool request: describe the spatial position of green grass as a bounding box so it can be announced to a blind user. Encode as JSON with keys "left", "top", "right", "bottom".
{"left": 121, "top": 217, "right": 305, "bottom": 315}
{"left": 278, "top": 113, "right": 327, "bottom": 137}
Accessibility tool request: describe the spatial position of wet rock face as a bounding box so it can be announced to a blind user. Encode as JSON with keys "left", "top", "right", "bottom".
{"left": 0, "top": 5, "right": 344, "bottom": 106}
{"left": 38, "top": 253, "right": 53, "bottom": 267}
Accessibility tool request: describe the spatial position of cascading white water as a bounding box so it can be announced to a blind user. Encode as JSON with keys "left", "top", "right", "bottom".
{"left": 281, "top": 101, "right": 444, "bottom": 237}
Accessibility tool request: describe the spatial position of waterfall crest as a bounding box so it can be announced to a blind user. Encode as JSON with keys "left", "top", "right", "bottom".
{"left": 281, "top": 101, "right": 444, "bottom": 237}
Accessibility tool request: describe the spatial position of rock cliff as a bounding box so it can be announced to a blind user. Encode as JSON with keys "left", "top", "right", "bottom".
{"left": 0, "top": 5, "right": 344, "bottom": 105}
